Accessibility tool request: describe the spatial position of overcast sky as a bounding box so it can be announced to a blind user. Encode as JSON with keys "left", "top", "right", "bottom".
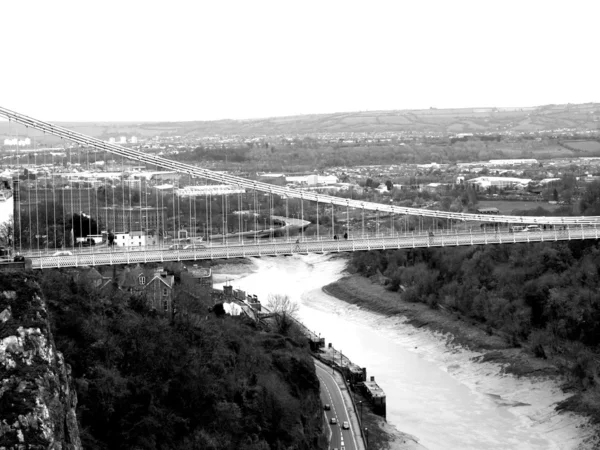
{"left": 1, "top": 0, "right": 598, "bottom": 122}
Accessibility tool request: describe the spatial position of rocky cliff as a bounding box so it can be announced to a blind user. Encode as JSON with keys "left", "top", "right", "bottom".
{"left": 0, "top": 272, "right": 81, "bottom": 449}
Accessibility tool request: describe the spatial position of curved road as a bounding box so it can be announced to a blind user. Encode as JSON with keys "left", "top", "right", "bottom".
{"left": 315, "top": 361, "right": 362, "bottom": 450}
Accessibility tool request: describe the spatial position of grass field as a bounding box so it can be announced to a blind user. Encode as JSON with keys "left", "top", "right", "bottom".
{"left": 477, "top": 200, "right": 563, "bottom": 214}
{"left": 563, "top": 140, "right": 600, "bottom": 152}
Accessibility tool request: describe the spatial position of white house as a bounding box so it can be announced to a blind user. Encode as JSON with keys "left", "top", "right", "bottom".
{"left": 113, "top": 231, "right": 147, "bottom": 247}
{"left": 286, "top": 174, "right": 338, "bottom": 185}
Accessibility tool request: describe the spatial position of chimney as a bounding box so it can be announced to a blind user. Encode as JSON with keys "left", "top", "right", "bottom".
{"left": 370, "top": 376, "right": 375, "bottom": 382}
{"left": 223, "top": 285, "right": 233, "bottom": 296}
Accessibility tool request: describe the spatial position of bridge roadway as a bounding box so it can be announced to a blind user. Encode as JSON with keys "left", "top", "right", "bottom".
{"left": 26, "top": 227, "right": 600, "bottom": 269}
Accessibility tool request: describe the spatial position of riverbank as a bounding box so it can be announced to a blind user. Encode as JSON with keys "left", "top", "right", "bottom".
{"left": 211, "top": 258, "right": 427, "bottom": 449}
{"left": 211, "top": 255, "right": 600, "bottom": 449}
{"left": 324, "top": 273, "right": 600, "bottom": 443}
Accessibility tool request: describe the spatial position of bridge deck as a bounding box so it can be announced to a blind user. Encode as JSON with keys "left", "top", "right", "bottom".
{"left": 26, "top": 228, "right": 599, "bottom": 269}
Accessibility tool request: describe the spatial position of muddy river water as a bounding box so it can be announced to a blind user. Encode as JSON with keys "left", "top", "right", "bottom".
{"left": 216, "top": 253, "right": 594, "bottom": 449}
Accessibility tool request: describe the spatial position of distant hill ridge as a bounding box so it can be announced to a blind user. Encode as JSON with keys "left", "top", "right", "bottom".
{"left": 1, "top": 103, "right": 599, "bottom": 140}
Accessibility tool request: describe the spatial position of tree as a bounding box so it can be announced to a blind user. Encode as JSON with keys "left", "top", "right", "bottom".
{"left": 0, "top": 214, "right": 13, "bottom": 247}
{"left": 385, "top": 180, "right": 394, "bottom": 191}
{"left": 72, "top": 213, "right": 99, "bottom": 239}
{"left": 266, "top": 294, "right": 299, "bottom": 335}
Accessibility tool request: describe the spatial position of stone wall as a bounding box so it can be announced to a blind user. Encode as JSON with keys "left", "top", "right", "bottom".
{"left": 0, "top": 273, "right": 82, "bottom": 449}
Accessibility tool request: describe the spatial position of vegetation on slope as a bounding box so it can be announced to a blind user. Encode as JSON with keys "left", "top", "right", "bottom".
{"left": 348, "top": 239, "right": 600, "bottom": 420}
{"left": 37, "top": 271, "right": 325, "bottom": 450}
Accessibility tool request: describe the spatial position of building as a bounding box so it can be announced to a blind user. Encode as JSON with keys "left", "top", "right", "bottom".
{"left": 488, "top": 159, "right": 538, "bottom": 166}
{"left": 466, "top": 177, "right": 532, "bottom": 189}
{"left": 3, "top": 138, "right": 31, "bottom": 147}
{"left": 73, "top": 267, "right": 106, "bottom": 288}
{"left": 476, "top": 207, "right": 500, "bottom": 215}
{"left": 116, "top": 265, "right": 175, "bottom": 318}
{"left": 113, "top": 231, "right": 150, "bottom": 247}
{"left": 176, "top": 185, "right": 246, "bottom": 197}
{"left": 182, "top": 266, "right": 213, "bottom": 288}
{"left": 286, "top": 174, "right": 338, "bottom": 185}
{"left": 144, "top": 268, "right": 175, "bottom": 317}
{"left": 361, "top": 376, "right": 387, "bottom": 417}
{"left": 423, "top": 183, "right": 449, "bottom": 193}
{"left": 178, "top": 265, "right": 213, "bottom": 306}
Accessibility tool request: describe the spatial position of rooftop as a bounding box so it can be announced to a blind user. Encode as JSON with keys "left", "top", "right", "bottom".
{"left": 363, "top": 380, "right": 386, "bottom": 398}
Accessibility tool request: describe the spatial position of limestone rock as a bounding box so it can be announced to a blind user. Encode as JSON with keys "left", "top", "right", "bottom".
{"left": 0, "top": 274, "right": 82, "bottom": 449}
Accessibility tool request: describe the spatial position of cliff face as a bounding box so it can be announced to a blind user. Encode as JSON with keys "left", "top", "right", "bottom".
{"left": 0, "top": 273, "right": 82, "bottom": 449}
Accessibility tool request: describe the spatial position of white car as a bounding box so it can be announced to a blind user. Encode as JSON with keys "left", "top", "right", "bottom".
{"left": 52, "top": 251, "right": 73, "bottom": 256}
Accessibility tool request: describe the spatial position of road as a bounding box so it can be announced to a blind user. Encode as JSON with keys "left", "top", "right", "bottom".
{"left": 18, "top": 226, "right": 600, "bottom": 269}
{"left": 315, "top": 361, "right": 360, "bottom": 450}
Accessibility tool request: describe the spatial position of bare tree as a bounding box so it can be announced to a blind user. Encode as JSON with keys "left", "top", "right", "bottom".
{"left": 266, "top": 293, "right": 299, "bottom": 335}
{"left": 0, "top": 214, "right": 13, "bottom": 247}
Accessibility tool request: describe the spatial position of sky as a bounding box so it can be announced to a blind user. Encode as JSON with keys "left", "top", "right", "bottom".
{"left": 1, "top": 0, "right": 599, "bottom": 122}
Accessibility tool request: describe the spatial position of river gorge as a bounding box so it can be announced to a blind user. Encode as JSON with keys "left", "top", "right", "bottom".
{"left": 214, "top": 253, "right": 598, "bottom": 450}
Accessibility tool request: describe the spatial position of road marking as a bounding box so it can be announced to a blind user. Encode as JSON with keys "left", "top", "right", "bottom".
{"left": 316, "top": 362, "right": 359, "bottom": 450}
{"left": 318, "top": 371, "right": 342, "bottom": 449}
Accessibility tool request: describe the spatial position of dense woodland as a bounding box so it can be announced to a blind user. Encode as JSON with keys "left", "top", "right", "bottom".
{"left": 350, "top": 240, "right": 600, "bottom": 417}
{"left": 37, "top": 271, "right": 325, "bottom": 450}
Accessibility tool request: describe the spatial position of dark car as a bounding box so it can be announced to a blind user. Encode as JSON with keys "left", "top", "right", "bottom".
{"left": 13, "top": 255, "right": 25, "bottom": 262}
{"left": 324, "top": 403, "right": 331, "bottom": 411}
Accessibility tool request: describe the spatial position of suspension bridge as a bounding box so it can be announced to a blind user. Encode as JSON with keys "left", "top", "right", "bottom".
{"left": 1, "top": 105, "right": 599, "bottom": 270}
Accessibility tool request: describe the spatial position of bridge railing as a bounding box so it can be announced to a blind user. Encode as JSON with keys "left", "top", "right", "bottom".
{"left": 28, "top": 226, "right": 600, "bottom": 269}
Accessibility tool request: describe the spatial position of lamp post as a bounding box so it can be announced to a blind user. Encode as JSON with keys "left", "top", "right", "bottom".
{"left": 364, "top": 427, "right": 369, "bottom": 448}
{"left": 358, "top": 400, "right": 362, "bottom": 425}
{"left": 332, "top": 346, "right": 335, "bottom": 374}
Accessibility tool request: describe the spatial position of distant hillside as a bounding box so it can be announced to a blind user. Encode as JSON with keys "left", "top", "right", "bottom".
{"left": 1, "top": 103, "right": 599, "bottom": 141}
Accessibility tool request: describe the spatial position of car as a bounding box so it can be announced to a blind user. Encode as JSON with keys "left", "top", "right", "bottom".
{"left": 13, "top": 255, "right": 25, "bottom": 262}
{"left": 330, "top": 417, "right": 337, "bottom": 425}
{"left": 181, "top": 244, "right": 206, "bottom": 250}
{"left": 169, "top": 244, "right": 182, "bottom": 250}
{"left": 324, "top": 404, "right": 331, "bottom": 411}
{"left": 526, "top": 225, "right": 542, "bottom": 232}
{"left": 509, "top": 226, "right": 527, "bottom": 233}
{"left": 52, "top": 251, "right": 73, "bottom": 256}
{"left": 342, "top": 421, "right": 350, "bottom": 430}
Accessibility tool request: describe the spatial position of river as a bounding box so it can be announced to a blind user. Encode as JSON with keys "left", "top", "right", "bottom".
{"left": 214, "top": 254, "right": 597, "bottom": 450}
